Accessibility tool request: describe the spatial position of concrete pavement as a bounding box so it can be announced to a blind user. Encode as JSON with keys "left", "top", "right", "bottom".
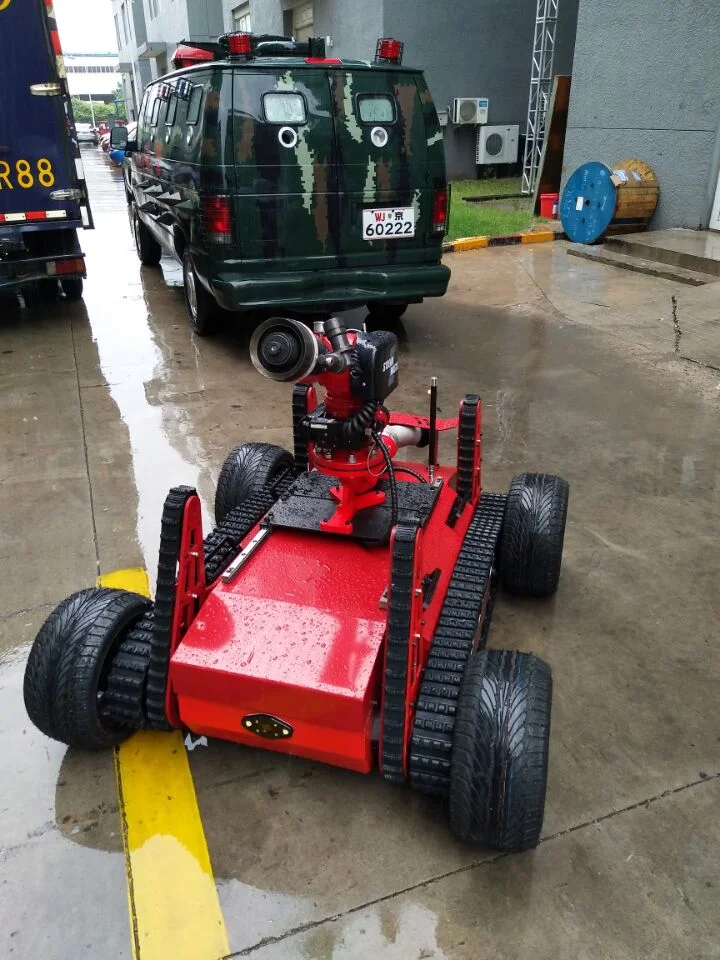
{"left": 1, "top": 147, "right": 719, "bottom": 959}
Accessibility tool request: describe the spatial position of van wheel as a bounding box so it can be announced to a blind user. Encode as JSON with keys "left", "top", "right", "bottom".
{"left": 132, "top": 208, "right": 161, "bottom": 266}
{"left": 61, "top": 278, "right": 84, "bottom": 300}
{"left": 183, "top": 250, "right": 218, "bottom": 336}
{"left": 366, "top": 302, "right": 408, "bottom": 322}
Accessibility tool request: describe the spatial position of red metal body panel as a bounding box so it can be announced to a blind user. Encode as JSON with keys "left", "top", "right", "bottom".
{"left": 171, "top": 526, "right": 390, "bottom": 772}
{"left": 170, "top": 458, "right": 475, "bottom": 774}
{"left": 389, "top": 412, "right": 458, "bottom": 432}
{"left": 165, "top": 492, "right": 207, "bottom": 727}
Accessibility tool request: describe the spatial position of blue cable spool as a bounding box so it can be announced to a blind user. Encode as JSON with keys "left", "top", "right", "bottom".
{"left": 560, "top": 162, "right": 617, "bottom": 244}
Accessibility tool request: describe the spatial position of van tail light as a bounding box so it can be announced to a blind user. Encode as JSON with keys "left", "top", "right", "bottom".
{"left": 227, "top": 33, "right": 253, "bottom": 57}
{"left": 432, "top": 187, "right": 448, "bottom": 235}
{"left": 375, "top": 38, "right": 404, "bottom": 64}
{"left": 202, "top": 195, "right": 232, "bottom": 244}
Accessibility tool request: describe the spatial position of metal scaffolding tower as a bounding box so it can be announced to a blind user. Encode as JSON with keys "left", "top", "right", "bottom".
{"left": 521, "top": 0, "right": 559, "bottom": 195}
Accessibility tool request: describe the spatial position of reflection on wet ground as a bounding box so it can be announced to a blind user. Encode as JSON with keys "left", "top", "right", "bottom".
{"left": 1, "top": 145, "right": 720, "bottom": 959}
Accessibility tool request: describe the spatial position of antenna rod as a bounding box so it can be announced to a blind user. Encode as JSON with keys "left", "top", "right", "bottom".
{"left": 428, "top": 376, "right": 438, "bottom": 483}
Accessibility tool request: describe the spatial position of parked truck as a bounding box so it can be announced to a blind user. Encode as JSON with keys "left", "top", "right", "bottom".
{"left": 0, "top": 0, "right": 93, "bottom": 303}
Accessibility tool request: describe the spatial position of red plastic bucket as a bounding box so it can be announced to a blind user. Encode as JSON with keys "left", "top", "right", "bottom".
{"left": 540, "top": 192, "right": 559, "bottom": 219}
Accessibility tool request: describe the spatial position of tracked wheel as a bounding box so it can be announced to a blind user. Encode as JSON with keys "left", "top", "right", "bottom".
{"left": 23, "top": 588, "right": 150, "bottom": 749}
{"left": 449, "top": 649, "right": 552, "bottom": 851}
{"left": 499, "top": 473, "right": 569, "bottom": 597}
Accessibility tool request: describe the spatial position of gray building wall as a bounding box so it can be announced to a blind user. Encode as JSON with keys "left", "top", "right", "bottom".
{"left": 384, "top": 0, "right": 579, "bottom": 178}
{"left": 113, "top": 0, "right": 152, "bottom": 119}
{"left": 562, "top": 0, "right": 720, "bottom": 230}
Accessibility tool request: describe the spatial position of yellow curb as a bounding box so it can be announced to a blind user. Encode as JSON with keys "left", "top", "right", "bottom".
{"left": 98, "top": 569, "right": 230, "bottom": 960}
{"left": 520, "top": 230, "right": 555, "bottom": 244}
{"left": 452, "top": 236, "right": 490, "bottom": 251}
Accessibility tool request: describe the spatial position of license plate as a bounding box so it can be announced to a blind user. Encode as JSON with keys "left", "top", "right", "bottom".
{"left": 362, "top": 207, "right": 415, "bottom": 240}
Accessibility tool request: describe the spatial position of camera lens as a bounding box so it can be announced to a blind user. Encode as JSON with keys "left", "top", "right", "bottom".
{"left": 259, "top": 329, "right": 301, "bottom": 372}
{"left": 250, "top": 317, "right": 320, "bottom": 381}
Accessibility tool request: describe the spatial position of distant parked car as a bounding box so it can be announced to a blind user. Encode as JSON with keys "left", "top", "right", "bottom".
{"left": 75, "top": 122, "right": 98, "bottom": 144}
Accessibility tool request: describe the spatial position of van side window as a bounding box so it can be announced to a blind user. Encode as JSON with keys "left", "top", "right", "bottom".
{"left": 357, "top": 94, "right": 396, "bottom": 125}
{"left": 165, "top": 91, "right": 178, "bottom": 127}
{"left": 187, "top": 85, "right": 203, "bottom": 125}
{"left": 263, "top": 92, "right": 307, "bottom": 125}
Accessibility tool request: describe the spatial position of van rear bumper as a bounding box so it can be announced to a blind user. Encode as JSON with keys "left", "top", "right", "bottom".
{"left": 210, "top": 263, "right": 450, "bottom": 312}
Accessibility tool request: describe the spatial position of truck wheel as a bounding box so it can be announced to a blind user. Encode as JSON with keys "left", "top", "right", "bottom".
{"left": 132, "top": 208, "right": 161, "bottom": 267}
{"left": 449, "top": 650, "right": 552, "bottom": 851}
{"left": 183, "top": 250, "right": 218, "bottom": 336}
{"left": 23, "top": 588, "right": 150, "bottom": 749}
{"left": 498, "top": 473, "right": 569, "bottom": 597}
{"left": 37, "top": 279, "right": 59, "bottom": 303}
{"left": 366, "top": 302, "right": 408, "bottom": 322}
{"left": 215, "top": 442, "right": 294, "bottom": 523}
{"left": 61, "top": 277, "right": 84, "bottom": 300}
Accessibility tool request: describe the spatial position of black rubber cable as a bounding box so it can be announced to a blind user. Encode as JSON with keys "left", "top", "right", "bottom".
{"left": 393, "top": 466, "right": 429, "bottom": 484}
{"left": 342, "top": 399, "right": 378, "bottom": 444}
{"left": 371, "top": 428, "right": 398, "bottom": 530}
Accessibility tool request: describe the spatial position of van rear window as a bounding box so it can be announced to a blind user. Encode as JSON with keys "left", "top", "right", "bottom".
{"left": 263, "top": 92, "right": 307, "bottom": 125}
{"left": 357, "top": 94, "right": 396, "bottom": 124}
{"left": 150, "top": 96, "right": 161, "bottom": 127}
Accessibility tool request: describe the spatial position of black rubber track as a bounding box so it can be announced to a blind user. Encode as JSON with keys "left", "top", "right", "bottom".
{"left": 292, "top": 384, "right": 313, "bottom": 473}
{"left": 499, "top": 473, "right": 569, "bottom": 597}
{"left": 455, "top": 395, "right": 480, "bottom": 503}
{"left": 100, "top": 616, "right": 154, "bottom": 729}
{"left": 449, "top": 649, "right": 552, "bottom": 851}
{"left": 380, "top": 522, "right": 419, "bottom": 784}
{"left": 24, "top": 588, "right": 149, "bottom": 748}
{"left": 409, "top": 493, "right": 506, "bottom": 796}
{"left": 215, "top": 443, "right": 294, "bottom": 524}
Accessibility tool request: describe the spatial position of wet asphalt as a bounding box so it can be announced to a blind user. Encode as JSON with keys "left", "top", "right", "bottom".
{"left": 1, "top": 146, "right": 719, "bottom": 959}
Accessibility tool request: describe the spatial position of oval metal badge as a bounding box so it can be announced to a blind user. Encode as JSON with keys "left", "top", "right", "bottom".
{"left": 242, "top": 714, "right": 293, "bottom": 740}
{"left": 278, "top": 126, "right": 298, "bottom": 149}
{"left": 371, "top": 126, "right": 389, "bottom": 148}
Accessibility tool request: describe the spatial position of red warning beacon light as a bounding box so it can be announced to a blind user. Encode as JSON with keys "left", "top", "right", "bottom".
{"left": 375, "top": 38, "right": 404, "bottom": 64}
{"left": 227, "top": 32, "right": 253, "bottom": 57}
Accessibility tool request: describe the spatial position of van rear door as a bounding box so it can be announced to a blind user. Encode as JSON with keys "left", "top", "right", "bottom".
{"left": 0, "top": 0, "right": 83, "bottom": 228}
{"left": 231, "top": 69, "right": 338, "bottom": 271}
{"left": 331, "top": 69, "right": 435, "bottom": 268}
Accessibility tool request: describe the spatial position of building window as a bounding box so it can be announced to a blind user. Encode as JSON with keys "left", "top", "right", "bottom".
{"left": 291, "top": 2, "right": 313, "bottom": 42}
{"left": 148, "top": 0, "right": 161, "bottom": 18}
{"left": 232, "top": 3, "right": 251, "bottom": 32}
{"left": 114, "top": 13, "right": 122, "bottom": 50}
{"left": 120, "top": 3, "right": 129, "bottom": 45}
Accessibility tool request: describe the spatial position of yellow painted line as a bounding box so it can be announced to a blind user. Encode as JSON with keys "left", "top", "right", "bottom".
{"left": 520, "top": 229, "right": 555, "bottom": 244}
{"left": 452, "top": 235, "right": 490, "bottom": 251}
{"left": 98, "top": 566, "right": 151, "bottom": 597}
{"left": 98, "top": 569, "right": 230, "bottom": 960}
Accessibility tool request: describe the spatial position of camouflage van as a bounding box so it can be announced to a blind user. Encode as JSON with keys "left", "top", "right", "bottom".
{"left": 113, "top": 34, "right": 450, "bottom": 334}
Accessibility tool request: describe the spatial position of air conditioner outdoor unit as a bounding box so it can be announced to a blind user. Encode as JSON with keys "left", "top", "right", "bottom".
{"left": 452, "top": 97, "right": 489, "bottom": 125}
{"left": 476, "top": 124, "right": 519, "bottom": 165}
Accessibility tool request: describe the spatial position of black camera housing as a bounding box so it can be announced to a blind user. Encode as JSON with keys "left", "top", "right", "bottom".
{"left": 350, "top": 331, "right": 399, "bottom": 402}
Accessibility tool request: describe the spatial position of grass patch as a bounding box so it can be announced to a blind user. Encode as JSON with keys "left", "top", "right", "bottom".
{"left": 447, "top": 176, "right": 540, "bottom": 241}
